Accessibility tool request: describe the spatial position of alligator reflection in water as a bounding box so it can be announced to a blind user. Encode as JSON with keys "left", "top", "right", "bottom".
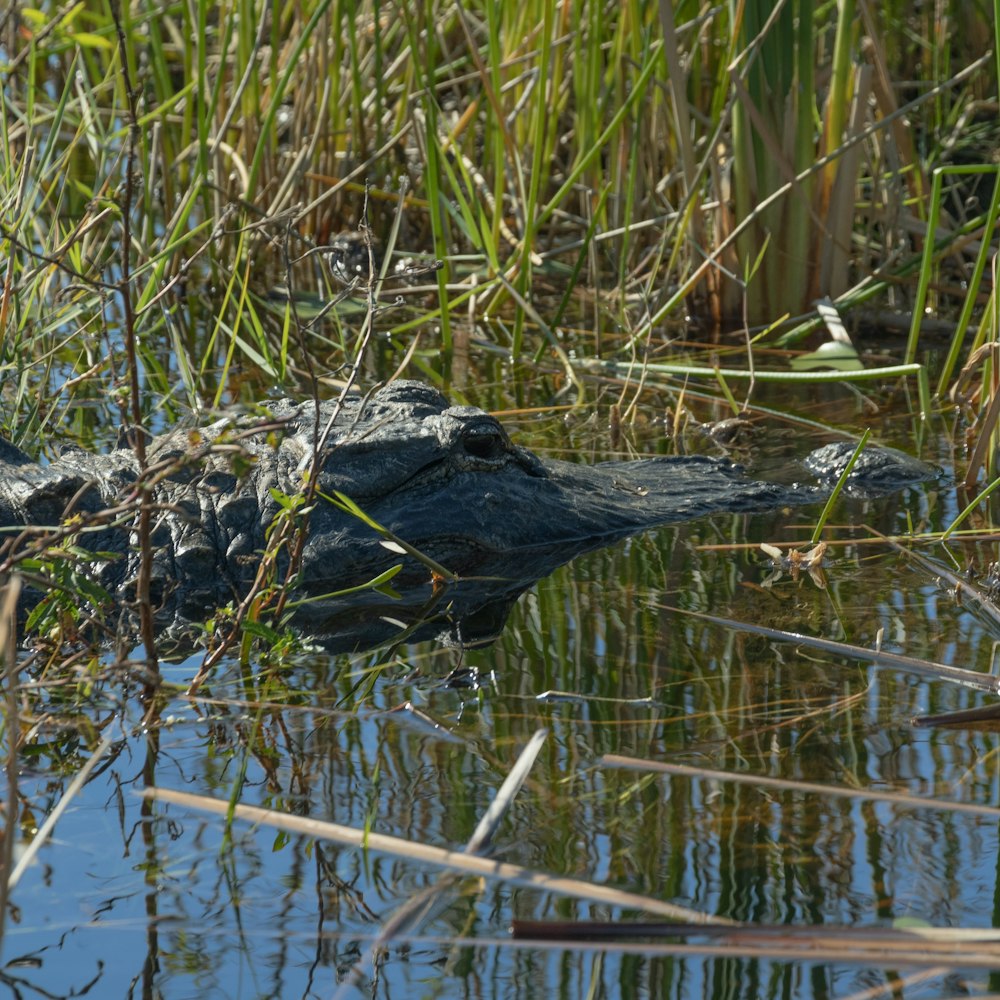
{"left": 0, "top": 382, "right": 936, "bottom": 651}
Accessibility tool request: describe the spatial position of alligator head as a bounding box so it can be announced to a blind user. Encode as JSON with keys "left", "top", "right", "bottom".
{"left": 290, "top": 383, "right": 771, "bottom": 586}
{"left": 279, "top": 383, "right": 935, "bottom": 638}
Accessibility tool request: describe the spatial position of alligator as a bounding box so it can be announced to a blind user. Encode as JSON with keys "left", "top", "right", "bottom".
{"left": 0, "top": 381, "right": 935, "bottom": 649}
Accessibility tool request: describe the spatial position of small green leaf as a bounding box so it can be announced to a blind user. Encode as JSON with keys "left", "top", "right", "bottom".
{"left": 69, "top": 32, "right": 113, "bottom": 49}
{"left": 25, "top": 599, "right": 52, "bottom": 633}
{"left": 240, "top": 620, "right": 282, "bottom": 644}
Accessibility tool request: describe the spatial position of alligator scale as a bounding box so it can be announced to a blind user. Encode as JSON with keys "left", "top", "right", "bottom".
{"left": 0, "top": 381, "right": 934, "bottom": 648}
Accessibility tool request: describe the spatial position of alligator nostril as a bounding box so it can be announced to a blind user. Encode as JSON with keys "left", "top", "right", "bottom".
{"left": 462, "top": 426, "right": 508, "bottom": 461}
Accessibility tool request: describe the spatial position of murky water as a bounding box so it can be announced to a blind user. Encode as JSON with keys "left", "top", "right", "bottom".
{"left": 5, "top": 374, "right": 1000, "bottom": 1000}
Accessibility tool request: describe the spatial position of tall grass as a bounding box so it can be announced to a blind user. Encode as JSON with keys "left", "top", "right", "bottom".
{"left": 2, "top": 1, "right": 994, "bottom": 408}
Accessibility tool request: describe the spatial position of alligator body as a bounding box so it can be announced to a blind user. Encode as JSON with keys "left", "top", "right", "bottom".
{"left": 0, "top": 381, "right": 935, "bottom": 647}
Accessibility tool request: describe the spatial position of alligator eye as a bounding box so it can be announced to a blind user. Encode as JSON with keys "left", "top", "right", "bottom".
{"left": 462, "top": 425, "right": 508, "bottom": 461}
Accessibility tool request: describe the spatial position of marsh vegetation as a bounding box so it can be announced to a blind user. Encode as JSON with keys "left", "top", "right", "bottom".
{"left": 2, "top": 1, "right": 1000, "bottom": 996}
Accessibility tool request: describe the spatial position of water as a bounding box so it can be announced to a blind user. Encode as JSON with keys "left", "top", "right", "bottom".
{"left": 4, "top": 379, "right": 1000, "bottom": 999}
